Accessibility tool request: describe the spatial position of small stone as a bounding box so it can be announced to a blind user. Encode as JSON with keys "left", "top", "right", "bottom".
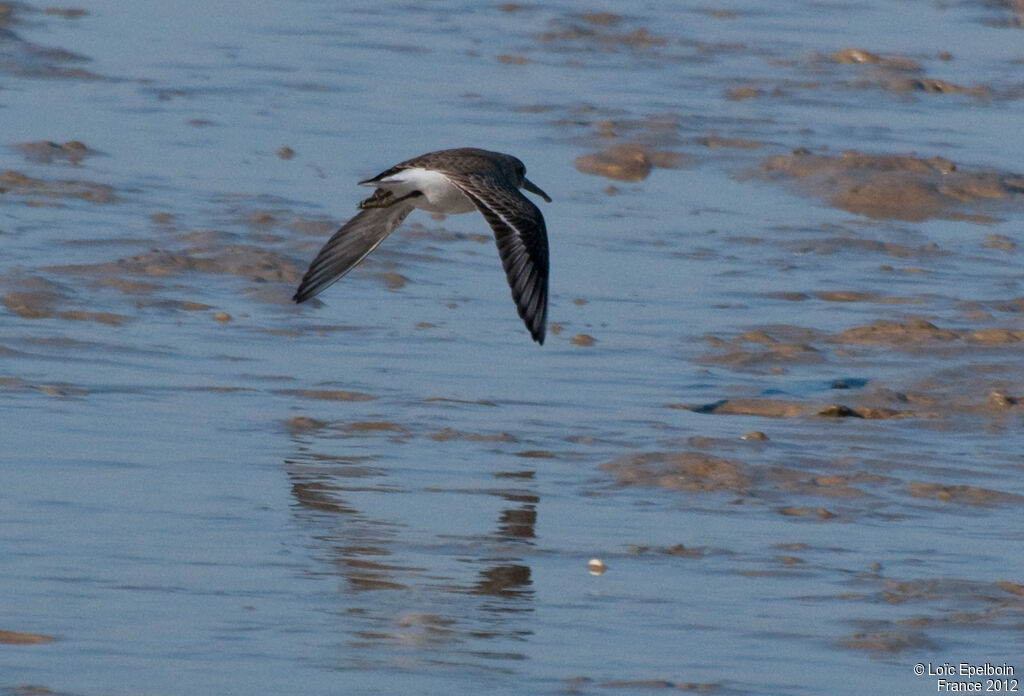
{"left": 988, "top": 391, "right": 1017, "bottom": 408}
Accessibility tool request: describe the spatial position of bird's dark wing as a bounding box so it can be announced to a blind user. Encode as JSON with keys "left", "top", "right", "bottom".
{"left": 292, "top": 198, "right": 414, "bottom": 303}
{"left": 444, "top": 172, "right": 549, "bottom": 344}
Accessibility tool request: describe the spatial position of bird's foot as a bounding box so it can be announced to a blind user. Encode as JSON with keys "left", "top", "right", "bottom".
{"left": 358, "top": 189, "right": 422, "bottom": 209}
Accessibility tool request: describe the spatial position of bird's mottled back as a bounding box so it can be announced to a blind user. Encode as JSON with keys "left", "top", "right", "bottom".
{"left": 394, "top": 148, "right": 525, "bottom": 185}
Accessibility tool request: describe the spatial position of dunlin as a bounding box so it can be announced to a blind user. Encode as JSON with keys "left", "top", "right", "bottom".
{"left": 293, "top": 148, "right": 551, "bottom": 344}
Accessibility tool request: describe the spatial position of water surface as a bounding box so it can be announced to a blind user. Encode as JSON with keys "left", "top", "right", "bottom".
{"left": 2, "top": 1, "right": 1023, "bottom": 694}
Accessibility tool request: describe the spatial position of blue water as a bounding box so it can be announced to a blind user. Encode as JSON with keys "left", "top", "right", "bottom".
{"left": 2, "top": 1, "right": 1024, "bottom": 694}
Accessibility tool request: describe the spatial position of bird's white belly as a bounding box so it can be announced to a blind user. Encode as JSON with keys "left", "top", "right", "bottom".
{"left": 367, "top": 167, "right": 476, "bottom": 214}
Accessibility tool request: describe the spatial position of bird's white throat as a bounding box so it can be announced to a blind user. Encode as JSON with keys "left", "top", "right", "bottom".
{"left": 365, "top": 167, "right": 477, "bottom": 215}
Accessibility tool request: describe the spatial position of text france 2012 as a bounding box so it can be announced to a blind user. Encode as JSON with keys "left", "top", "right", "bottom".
{"left": 914, "top": 662, "right": 1017, "bottom": 693}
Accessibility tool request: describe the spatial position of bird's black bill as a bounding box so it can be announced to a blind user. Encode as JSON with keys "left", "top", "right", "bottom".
{"left": 522, "top": 178, "right": 551, "bottom": 203}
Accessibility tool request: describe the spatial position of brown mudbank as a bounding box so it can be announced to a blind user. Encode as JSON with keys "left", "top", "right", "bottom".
{"left": 3, "top": 292, "right": 48, "bottom": 318}
{"left": 376, "top": 272, "right": 408, "bottom": 290}
{"left": 708, "top": 317, "right": 1024, "bottom": 359}
{"left": 906, "top": 481, "right": 1024, "bottom": 506}
{"left": 697, "top": 317, "right": 1024, "bottom": 424}
{"left": 829, "top": 48, "right": 922, "bottom": 72}
{"left": 827, "top": 49, "right": 989, "bottom": 98}
{"left": 688, "top": 398, "right": 809, "bottom": 418}
{"left": 698, "top": 135, "right": 763, "bottom": 149}
{"left": 833, "top": 318, "right": 960, "bottom": 345}
{"left": 603, "top": 448, "right": 908, "bottom": 509}
{"left": 725, "top": 86, "right": 762, "bottom": 100}
{"left": 834, "top": 318, "right": 1024, "bottom": 347}
{"left": 285, "top": 416, "right": 326, "bottom": 432}
{"left": 578, "top": 12, "right": 622, "bottom": 26}
{"left": 344, "top": 421, "right": 408, "bottom": 434}
{"left": 885, "top": 77, "right": 990, "bottom": 97}
{"left": 0, "top": 169, "right": 115, "bottom": 204}
{"left": 427, "top": 427, "right": 515, "bottom": 443}
{"left": 778, "top": 506, "right": 836, "bottom": 520}
{"left": 761, "top": 149, "right": 1024, "bottom": 221}
{"left": 837, "top": 573, "right": 1024, "bottom": 654}
{"left": 0, "top": 629, "right": 53, "bottom": 645}
{"left": 831, "top": 569, "right": 1024, "bottom": 650}
{"left": 496, "top": 53, "right": 528, "bottom": 65}
{"left": 47, "top": 246, "right": 303, "bottom": 284}
{"left": 628, "top": 543, "right": 710, "bottom": 558}
{"left": 684, "top": 397, "right": 914, "bottom": 420}
{"left": 575, "top": 144, "right": 685, "bottom": 182}
{"left": 14, "top": 140, "right": 95, "bottom": 165}
{"left": 45, "top": 7, "right": 89, "bottom": 19}
{"left": 838, "top": 629, "right": 935, "bottom": 653}
{"left": 536, "top": 18, "right": 667, "bottom": 48}
{"left": 984, "top": 233, "right": 1016, "bottom": 252}
{"left": 2, "top": 276, "right": 129, "bottom": 325}
{"left": 602, "top": 451, "right": 754, "bottom": 493}
{"left": 280, "top": 389, "right": 376, "bottom": 402}
{"left": 699, "top": 330, "right": 823, "bottom": 368}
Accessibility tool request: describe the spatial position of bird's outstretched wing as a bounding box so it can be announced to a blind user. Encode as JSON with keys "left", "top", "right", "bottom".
{"left": 293, "top": 199, "right": 414, "bottom": 303}
{"left": 443, "top": 171, "right": 549, "bottom": 344}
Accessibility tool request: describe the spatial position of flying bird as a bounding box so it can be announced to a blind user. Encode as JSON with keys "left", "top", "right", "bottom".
{"left": 293, "top": 147, "right": 550, "bottom": 344}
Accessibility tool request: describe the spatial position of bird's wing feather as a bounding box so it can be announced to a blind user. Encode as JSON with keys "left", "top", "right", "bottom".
{"left": 293, "top": 199, "right": 414, "bottom": 303}
{"left": 444, "top": 171, "right": 549, "bottom": 344}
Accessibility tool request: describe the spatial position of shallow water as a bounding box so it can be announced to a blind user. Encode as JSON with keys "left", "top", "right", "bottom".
{"left": 2, "top": 1, "right": 1024, "bottom": 694}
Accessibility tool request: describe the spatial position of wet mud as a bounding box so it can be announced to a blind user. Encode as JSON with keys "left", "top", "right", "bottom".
{"left": 0, "top": 630, "right": 53, "bottom": 645}
{"left": 2, "top": 275, "right": 129, "bottom": 324}
{"left": 828, "top": 47, "right": 991, "bottom": 98}
{"left": 14, "top": 140, "right": 95, "bottom": 165}
{"left": 603, "top": 445, "right": 1022, "bottom": 511}
{"left": 575, "top": 144, "right": 686, "bottom": 182}
{"left": 836, "top": 574, "right": 1024, "bottom": 654}
{"left": 694, "top": 314, "right": 1024, "bottom": 430}
{"left": 0, "top": 169, "right": 115, "bottom": 205}
{"left": 535, "top": 13, "right": 667, "bottom": 49}
{"left": 48, "top": 246, "right": 303, "bottom": 285}
{"left": 760, "top": 150, "right": 1024, "bottom": 221}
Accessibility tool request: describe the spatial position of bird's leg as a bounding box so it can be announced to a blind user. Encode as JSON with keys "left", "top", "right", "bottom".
{"left": 358, "top": 189, "right": 423, "bottom": 209}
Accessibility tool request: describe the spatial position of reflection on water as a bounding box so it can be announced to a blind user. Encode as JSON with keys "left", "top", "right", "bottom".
{"left": 2, "top": 0, "right": 1024, "bottom": 694}
{"left": 284, "top": 428, "right": 539, "bottom": 674}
